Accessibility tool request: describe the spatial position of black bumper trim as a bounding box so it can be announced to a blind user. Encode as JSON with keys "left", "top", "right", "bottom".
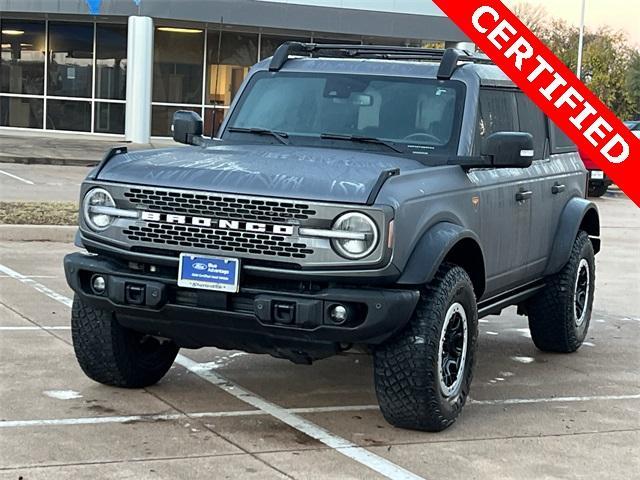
{"left": 64, "top": 252, "right": 419, "bottom": 358}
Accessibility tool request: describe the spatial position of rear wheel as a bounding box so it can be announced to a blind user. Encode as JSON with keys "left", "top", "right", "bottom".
{"left": 373, "top": 264, "right": 478, "bottom": 431}
{"left": 588, "top": 182, "right": 608, "bottom": 197}
{"left": 71, "top": 296, "right": 178, "bottom": 388}
{"left": 526, "top": 231, "right": 595, "bottom": 353}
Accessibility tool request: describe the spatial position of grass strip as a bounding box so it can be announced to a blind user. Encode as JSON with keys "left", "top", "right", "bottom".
{"left": 0, "top": 202, "right": 78, "bottom": 225}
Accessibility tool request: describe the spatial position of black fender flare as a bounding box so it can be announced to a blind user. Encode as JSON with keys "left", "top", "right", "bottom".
{"left": 544, "top": 197, "right": 600, "bottom": 276}
{"left": 397, "top": 222, "right": 486, "bottom": 296}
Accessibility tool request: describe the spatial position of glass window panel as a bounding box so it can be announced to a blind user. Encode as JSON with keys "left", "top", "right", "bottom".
{"left": 312, "top": 37, "right": 362, "bottom": 45}
{"left": 516, "top": 92, "right": 547, "bottom": 160}
{"left": 153, "top": 27, "right": 204, "bottom": 104}
{"left": 549, "top": 119, "right": 577, "bottom": 153}
{"left": 96, "top": 24, "right": 127, "bottom": 100}
{"left": 227, "top": 72, "right": 465, "bottom": 153}
{"left": 46, "top": 99, "right": 91, "bottom": 131}
{"left": 48, "top": 22, "right": 94, "bottom": 98}
{"left": 475, "top": 89, "right": 518, "bottom": 153}
{"left": 0, "top": 95, "right": 43, "bottom": 128}
{"left": 1, "top": 19, "right": 46, "bottom": 95}
{"left": 362, "top": 37, "right": 425, "bottom": 47}
{"left": 259, "top": 34, "right": 310, "bottom": 60}
{"left": 203, "top": 107, "right": 228, "bottom": 138}
{"left": 206, "top": 31, "right": 258, "bottom": 106}
{"left": 152, "top": 105, "right": 201, "bottom": 137}
{"left": 95, "top": 102, "right": 125, "bottom": 134}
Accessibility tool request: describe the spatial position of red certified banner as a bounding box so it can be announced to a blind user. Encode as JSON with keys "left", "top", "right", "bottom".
{"left": 433, "top": 0, "right": 640, "bottom": 207}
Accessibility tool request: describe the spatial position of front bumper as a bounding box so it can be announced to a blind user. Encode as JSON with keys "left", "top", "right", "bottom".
{"left": 64, "top": 252, "right": 419, "bottom": 362}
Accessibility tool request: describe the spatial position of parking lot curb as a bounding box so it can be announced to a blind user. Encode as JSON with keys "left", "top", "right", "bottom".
{"left": 0, "top": 156, "right": 99, "bottom": 167}
{"left": 0, "top": 225, "right": 76, "bottom": 242}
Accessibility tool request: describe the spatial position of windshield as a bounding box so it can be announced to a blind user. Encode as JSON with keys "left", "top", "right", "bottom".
{"left": 224, "top": 71, "right": 465, "bottom": 155}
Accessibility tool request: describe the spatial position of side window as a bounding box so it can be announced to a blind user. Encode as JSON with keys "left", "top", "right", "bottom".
{"left": 475, "top": 89, "right": 518, "bottom": 153}
{"left": 516, "top": 92, "right": 547, "bottom": 160}
{"left": 549, "top": 119, "right": 577, "bottom": 154}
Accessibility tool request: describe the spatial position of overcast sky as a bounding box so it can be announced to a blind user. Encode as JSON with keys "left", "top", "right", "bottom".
{"left": 504, "top": 0, "right": 640, "bottom": 47}
{"left": 266, "top": 1, "right": 639, "bottom": 47}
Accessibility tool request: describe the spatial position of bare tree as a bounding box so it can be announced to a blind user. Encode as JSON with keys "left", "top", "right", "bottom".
{"left": 512, "top": 2, "right": 549, "bottom": 34}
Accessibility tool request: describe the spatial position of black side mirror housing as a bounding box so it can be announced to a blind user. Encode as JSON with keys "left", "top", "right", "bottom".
{"left": 172, "top": 110, "right": 203, "bottom": 145}
{"left": 481, "top": 132, "right": 534, "bottom": 168}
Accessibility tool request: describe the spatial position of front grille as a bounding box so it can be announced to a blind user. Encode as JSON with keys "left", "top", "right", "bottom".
{"left": 123, "top": 223, "right": 315, "bottom": 259}
{"left": 124, "top": 188, "right": 317, "bottom": 223}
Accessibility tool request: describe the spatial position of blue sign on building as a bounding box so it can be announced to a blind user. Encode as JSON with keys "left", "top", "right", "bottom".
{"left": 86, "top": 0, "right": 141, "bottom": 14}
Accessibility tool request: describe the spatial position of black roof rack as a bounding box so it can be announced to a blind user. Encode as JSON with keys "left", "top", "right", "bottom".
{"left": 268, "top": 42, "right": 494, "bottom": 80}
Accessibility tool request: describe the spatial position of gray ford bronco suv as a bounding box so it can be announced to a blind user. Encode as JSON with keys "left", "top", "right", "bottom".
{"left": 64, "top": 44, "right": 601, "bottom": 432}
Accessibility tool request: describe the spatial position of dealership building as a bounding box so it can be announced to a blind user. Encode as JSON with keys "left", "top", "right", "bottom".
{"left": 0, "top": 0, "right": 466, "bottom": 142}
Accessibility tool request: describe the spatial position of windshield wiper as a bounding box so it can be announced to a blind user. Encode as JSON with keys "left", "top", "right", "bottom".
{"left": 227, "top": 127, "right": 290, "bottom": 145}
{"left": 320, "top": 133, "right": 406, "bottom": 154}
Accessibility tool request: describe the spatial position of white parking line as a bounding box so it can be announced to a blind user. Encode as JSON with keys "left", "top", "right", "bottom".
{"left": 176, "top": 355, "right": 424, "bottom": 480}
{"left": 0, "top": 263, "right": 72, "bottom": 308}
{"left": 0, "top": 169, "right": 34, "bottom": 185}
{"left": 0, "top": 264, "right": 425, "bottom": 480}
{"left": 0, "top": 275, "right": 59, "bottom": 279}
{"left": 0, "top": 326, "right": 70, "bottom": 331}
{"left": 470, "top": 394, "right": 640, "bottom": 406}
{"left": 0, "top": 405, "right": 382, "bottom": 429}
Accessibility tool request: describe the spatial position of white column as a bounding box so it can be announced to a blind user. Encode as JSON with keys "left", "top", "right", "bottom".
{"left": 125, "top": 16, "right": 154, "bottom": 144}
{"left": 576, "top": 0, "right": 586, "bottom": 79}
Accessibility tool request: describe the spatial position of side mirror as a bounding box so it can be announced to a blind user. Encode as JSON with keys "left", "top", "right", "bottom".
{"left": 481, "top": 132, "right": 534, "bottom": 168}
{"left": 172, "top": 110, "right": 203, "bottom": 145}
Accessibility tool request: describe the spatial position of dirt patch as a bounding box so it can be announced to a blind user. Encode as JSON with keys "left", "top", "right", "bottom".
{"left": 85, "top": 404, "right": 118, "bottom": 414}
{"left": 0, "top": 202, "right": 78, "bottom": 225}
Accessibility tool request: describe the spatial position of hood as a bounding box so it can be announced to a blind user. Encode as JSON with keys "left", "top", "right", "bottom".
{"left": 97, "top": 143, "right": 424, "bottom": 204}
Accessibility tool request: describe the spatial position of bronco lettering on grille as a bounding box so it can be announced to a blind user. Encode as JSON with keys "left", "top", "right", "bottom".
{"left": 141, "top": 211, "right": 295, "bottom": 236}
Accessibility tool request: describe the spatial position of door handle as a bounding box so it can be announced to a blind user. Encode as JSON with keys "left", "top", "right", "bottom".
{"left": 552, "top": 184, "right": 566, "bottom": 194}
{"left": 516, "top": 190, "right": 533, "bottom": 202}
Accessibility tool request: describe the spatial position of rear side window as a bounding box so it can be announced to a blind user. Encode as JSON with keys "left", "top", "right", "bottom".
{"left": 516, "top": 92, "right": 547, "bottom": 160}
{"left": 549, "top": 119, "right": 577, "bottom": 154}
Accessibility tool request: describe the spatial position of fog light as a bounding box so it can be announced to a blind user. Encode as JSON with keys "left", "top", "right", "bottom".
{"left": 91, "top": 275, "right": 107, "bottom": 295}
{"left": 329, "top": 304, "right": 348, "bottom": 324}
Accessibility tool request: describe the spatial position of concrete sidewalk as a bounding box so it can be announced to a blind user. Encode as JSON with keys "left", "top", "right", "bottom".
{"left": 0, "top": 131, "right": 178, "bottom": 166}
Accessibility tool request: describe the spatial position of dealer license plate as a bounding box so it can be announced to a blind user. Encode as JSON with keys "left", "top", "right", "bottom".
{"left": 178, "top": 254, "right": 240, "bottom": 293}
{"left": 591, "top": 170, "right": 604, "bottom": 180}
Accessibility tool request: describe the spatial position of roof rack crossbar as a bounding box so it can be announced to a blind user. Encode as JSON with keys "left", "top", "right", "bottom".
{"left": 268, "top": 42, "right": 493, "bottom": 78}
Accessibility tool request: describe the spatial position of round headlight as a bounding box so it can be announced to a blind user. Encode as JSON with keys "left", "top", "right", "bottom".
{"left": 83, "top": 188, "right": 116, "bottom": 231}
{"left": 331, "top": 212, "right": 379, "bottom": 259}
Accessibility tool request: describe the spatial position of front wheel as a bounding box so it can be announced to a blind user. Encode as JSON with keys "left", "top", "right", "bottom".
{"left": 71, "top": 296, "right": 179, "bottom": 388}
{"left": 526, "top": 231, "right": 595, "bottom": 353}
{"left": 373, "top": 264, "right": 478, "bottom": 432}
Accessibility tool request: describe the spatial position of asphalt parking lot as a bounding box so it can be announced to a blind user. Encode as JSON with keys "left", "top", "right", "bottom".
{"left": 0, "top": 163, "right": 91, "bottom": 203}
{"left": 0, "top": 191, "right": 638, "bottom": 479}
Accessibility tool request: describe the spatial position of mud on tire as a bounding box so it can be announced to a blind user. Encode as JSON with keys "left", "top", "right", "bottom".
{"left": 71, "top": 296, "right": 179, "bottom": 388}
{"left": 373, "top": 263, "right": 478, "bottom": 432}
{"left": 526, "top": 231, "right": 595, "bottom": 353}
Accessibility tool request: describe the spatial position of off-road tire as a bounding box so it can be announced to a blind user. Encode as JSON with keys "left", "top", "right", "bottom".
{"left": 373, "top": 263, "right": 478, "bottom": 432}
{"left": 527, "top": 231, "right": 595, "bottom": 353}
{"left": 588, "top": 183, "right": 608, "bottom": 198}
{"left": 71, "top": 296, "right": 179, "bottom": 388}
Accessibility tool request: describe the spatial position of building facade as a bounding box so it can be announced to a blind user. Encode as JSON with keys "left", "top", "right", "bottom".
{"left": 0, "top": 0, "right": 466, "bottom": 141}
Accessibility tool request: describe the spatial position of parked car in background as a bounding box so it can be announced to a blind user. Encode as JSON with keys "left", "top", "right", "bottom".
{"left": 582, "top": 121, "right": 637, "bottom": 197}
{"left": 626, "top": 121, "right": 640, "bottom": 138}
{"left": 579, "top": 147, "right": 613, "bottom": 197}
